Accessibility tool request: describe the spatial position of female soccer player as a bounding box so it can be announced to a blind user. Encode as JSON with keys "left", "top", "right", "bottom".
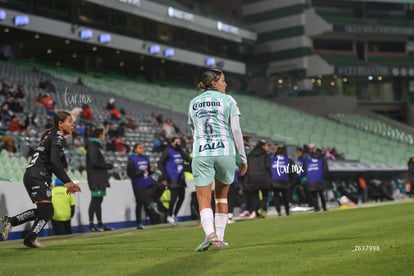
{"left": 188, "top": 68, "right": 247, "bottom": 251}
{"left": 2, "top": 111, "right": 81, "bottom": 248}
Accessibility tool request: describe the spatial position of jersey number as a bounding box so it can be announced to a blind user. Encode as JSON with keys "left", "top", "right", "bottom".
{"left": 27, "top": 152, "right": 39, "bottom": 168}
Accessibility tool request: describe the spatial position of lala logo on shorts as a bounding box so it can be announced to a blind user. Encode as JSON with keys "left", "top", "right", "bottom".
{"left": 199, "top": 142, "right": 225, "bottom": 152}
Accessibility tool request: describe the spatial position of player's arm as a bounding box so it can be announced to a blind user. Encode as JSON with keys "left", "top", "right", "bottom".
{"left": 230, "top": 115, "right": 247, "bottom": 175}
{"left": 50, "top": 138, "right": 72, "bottom": 184}
{"left": 51, "top": 138, "right": 81, "bottom": 193}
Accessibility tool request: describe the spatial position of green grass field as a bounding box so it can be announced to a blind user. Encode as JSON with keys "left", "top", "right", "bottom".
{"left": 0, "top": 200, "right": 413, "bottom": 275}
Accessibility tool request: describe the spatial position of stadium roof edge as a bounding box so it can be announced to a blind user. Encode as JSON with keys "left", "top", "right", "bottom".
{"left": 85, "top": 0, "right": 257, "bottom": 42}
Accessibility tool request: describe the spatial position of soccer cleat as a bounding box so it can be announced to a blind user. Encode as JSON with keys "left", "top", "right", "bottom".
{"left": 167, "top": 216, "right": 177, "bottom": 226}
{"left": 213, "top": 240, "right": 229, "bottom": 249}
{"left": 195, "top": 232, "right": 218, "bottom": 252}
{"left": 248, "top": 211, "right": 257, "bottom": 219}
{"left": 89, "top": 225, "right": 101, "bottom": 232}
{"left": 136, "top": 224, "right": 144, "bottom": 230}
{"left": 97, "top": 225, "right": 114, "bottom": 231}
{"left": 257, "top": 209, "right": 267, "bottom": 218}
{"left": 23, "top": 238, "right": 44, "bottom": 248}
{"left": 2, "top": 216, "right": 12, "bottom": 240}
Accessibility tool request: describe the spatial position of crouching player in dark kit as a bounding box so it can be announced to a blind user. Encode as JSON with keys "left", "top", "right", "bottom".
{"left": 2, "top": 111, "right": 81, "bottom": 248}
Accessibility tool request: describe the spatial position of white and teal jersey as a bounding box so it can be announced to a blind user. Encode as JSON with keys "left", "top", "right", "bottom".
{"left": 188, "top": 89, "right": 240, "bottom": 158}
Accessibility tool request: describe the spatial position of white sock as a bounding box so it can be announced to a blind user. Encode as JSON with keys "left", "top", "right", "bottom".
{"left": 200, "top": 208, "right": 214, "bottom": 236}
{"left": 215, "top": 213, "right": 228, "bottom": 241}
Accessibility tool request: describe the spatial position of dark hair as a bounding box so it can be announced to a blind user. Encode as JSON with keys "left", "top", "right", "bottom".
{"left": 170, "top": 136, "right": 180, "bottom": 144}
{"left": 91, "top": 128, "right": 104, "bottom": 138}
{"left": 197, "top": 69, "right": 223, "bottom": 91}
{"left": 132, "top": 142, "right": 143, "bottom": 152}
{"left": 276, "top": 145, "right": 287, "bottom": 155}
{"left": 40, "top": 110, "right": 72, "bottom": 140}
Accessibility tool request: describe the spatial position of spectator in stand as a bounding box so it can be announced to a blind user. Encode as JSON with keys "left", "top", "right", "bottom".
{"left": 157, "top": 136, "right": 191, "bottom": 226}
{"left": 6, "top": 84, "right": 25, "bottom": 99}
{"left": 38, "top": 78, "right": 56, "bottom": 93}
{"left": 162, "top": 118, "right": 178, "bottom": 139}
{"left": 15, "top": 84, "right": 25, "bottom": 99}
{"left": 118, "top": 109, "right": 137, "bottom": 130}
{"left": 124, "top": 117, "right": 137, "bottom": 130}
{"left": 70, "top": 107, "right": 83, "bottom": 123}
{"left": 146, "top": 112, "right": 159, "bottom": 125}
{"left": 156, "top": 113, "right": 164, "bottom": 125}
{"left": 8, "top": 97, "right": 24, "bottom": 113}
{"left": 7, "top": 116, "right": 29, "bottom": 134}
{"left": 0, "top": 134, "right": 16, "bottom": 153}
{"left": 106, "top": 98, "right": 116, "bottom": 111}
{"left": 42, "top": 93, "right": 55, "bottom": 115}
{"left": 0, "top": 102, "right": 13, "bottom": 127}
{"left": 104, "top": 121, "right": 118, "bottom": 140}
{"left": 116, "top": 122, "right": 127, "bottom": 137}
{"left": 152, "top": 129, "right": 169, "bottom": 153}
{"left": 0, "top": 79, "right": 12, "bottom": 96}
{"left": 24, "top": 113, "right": 37, "bottom": 130}
{"left": 81, "top": 104, "right": 93, "bottom": 123}
{"left": 114, "top": 136, "right": 129, "bottom": 153}
{"left": 76, "top": 121, "right": 86, "bottom": 137}
{"left": 73, "top": 133, "right": 86, "bottom": 154}
{"left": 109, "top": 107, "right": 122, "bottom": 121}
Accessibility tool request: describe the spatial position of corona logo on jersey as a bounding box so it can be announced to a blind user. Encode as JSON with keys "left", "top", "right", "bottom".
{"left": 192, "top": 101, "right": 221, "bottom": 110}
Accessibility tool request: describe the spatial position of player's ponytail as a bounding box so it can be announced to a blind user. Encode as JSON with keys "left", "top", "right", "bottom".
{"left": 197, "top": 68, "right": 223, "bottom": 91}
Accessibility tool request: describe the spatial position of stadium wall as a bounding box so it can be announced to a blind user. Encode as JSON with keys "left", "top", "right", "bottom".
{"left": 0, "top": 179, "right": 196, "bottom": 239}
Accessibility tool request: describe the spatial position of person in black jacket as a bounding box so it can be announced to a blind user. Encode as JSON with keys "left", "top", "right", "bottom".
{"left": 270, "top": 145, "right": 295, "bottom": 216}
{"left": 240, "top": 140, "right": 272, "bottom": 219}
{"left": 86, "top": 128, "right": 114, "bottom": 231}
{"left": 157, "top": 137, "right": 191, "bottom": 226}
{"left": 2, "top": 111, "right": 81, "bottom": 248}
